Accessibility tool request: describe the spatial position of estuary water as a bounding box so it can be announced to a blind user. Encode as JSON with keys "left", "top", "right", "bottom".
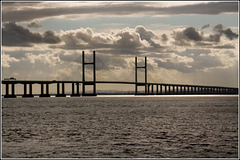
{"left": 2, "top": 96, "right": 238, "bottom": 158}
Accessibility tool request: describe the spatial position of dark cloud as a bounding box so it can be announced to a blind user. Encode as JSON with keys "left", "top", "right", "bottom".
{"left": 161, "top": 34, "right": 168, "bottom": 42}
{"left": 3, "top": 22, "right": 42, "bottom": 46}
{"left": 213, "top": 24, "right": 224, "bottom": 33}
{"left": 201, "top": 24, "right": 210, "bottom": 30}
{"left": 135, "top": 26, "right": 161, "bottom": 48}
{"left": 173, "top": 25, "right": 238, "bottom": 47}
{"left": 27, "top": 22, "right": 42, "bottom": 28}
{"left": 43, "top": 30, "right": 61, "bottom": 44}
{"left": 223, "top": 28, "right": 238, "bottom": 40}
{"left": 183, "top": 27, "right": 202, "bottom": 41}
{"left": 207, "top": 34, "right": 221, "bottom": 42}
{"left": 212, "top": 24, "right": 238, "bottom": 40}
{"left": 172, "top": 27, "right": 202, "bottom": 46}
{"left": 2, "top": 22, "right": 61, "bottom": 46}
{"left": 3, "top": 2, "right": 238, "bottom": 22}
{"left": 164, "top": 2, "right": 238, "bottom": 15}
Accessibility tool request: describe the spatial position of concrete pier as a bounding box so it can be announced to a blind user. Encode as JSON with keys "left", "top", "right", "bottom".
{"left": 56, "top": 83, "right": 66, "bottom": 97}
{"left": 71, "top": 83, "right": 80, "bottom": 97}
{"left": 22, "top": 84, "right": 34, "bottom": 97}
{"left": 39, "top": 83, "right": 50, "bottom": 97}
{"left": 4, "top": 83, "right": 16, "bottom": 98}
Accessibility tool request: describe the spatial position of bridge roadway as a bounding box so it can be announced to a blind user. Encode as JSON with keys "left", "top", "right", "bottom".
{"left": 2, "top": 80, "right": 238, "bottom": 98}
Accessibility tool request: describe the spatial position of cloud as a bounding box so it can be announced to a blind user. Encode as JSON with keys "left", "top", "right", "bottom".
{"left": 58, "top": 27, "right": 149, "bottom": 53}
{"left": 2, "top": 22, "right": 61, "bottom": 46}
{"left": 43, "top": 30, "right": 61, "bottom": 44}
{"left": 172, "top": 28, "right": 195, "bottom": 46}
{"left": 223, "top": 28, "right": 238, "bottom": 40}
{"left": 213, "top": 24, "right": 224, "bottom": 33}
{"left": 190, "top": 54, "right": 224, "bottom": 71}
{"left": 2, "top": 52, "right": 20, "bottom": 68}
{"left": 3, "top": 22, "right": 238, "bottom": 55}
{"left": 3, "top": 22, "right": 42, "bottom": 46}
{"left": 154, "top": 59, "right": 192, "bottom": 73}
{"left": 161, "top": 34, "right": 168, "bottom": 42}
{"left": 183, "top": 27, "right": 202, "bottom": 41}
{"left": 25, "top": 52, "right": 60, "bottom": 67}
{"left": 114, "top": 28, "right": 143, "bottom": 49}
{"left": 212, "top": 24, "right": 238, "bottom": 40}
{"left": 172, "top": 24, "right": 238, "bottom": 47}
{"left": 3, "top": 2, "right": 238, "bottom": 22}
{"left": 154, "top": 49, "right": 226, "bottom": 73}
{"left": 201, "top": 24, "right": 210, "bottom": 30}
{"left": 135, "top": 26, "right": 161, "bottom": 48}
{"left": 27, "top": 22, "right": 42, "bottom": 28}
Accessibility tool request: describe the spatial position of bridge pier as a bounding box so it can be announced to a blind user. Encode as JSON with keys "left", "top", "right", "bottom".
{"left": 56, "top": 83, "right": 66, "bottom": 97}
{"left": 4, "top": 83, "right": 16, "bottom": 98}
{"left": 71, "top": 83, "right": 81, "bottom": 97}
{"left": 151, "top": 85, "right": 154, "bottom": 95}
{"left": 164, "top": 85, "right": 167, "bottom": 94}
{"left": 160, "top": 85, "right": 163, "bottom": 94}
{"left": 180, "top": 86, "right": 183, "bottom": 94}
{"left": 22, "top": 83, "right": 34, "bottom": 98}
{"left": 217, "top": 88, "right": 220, "bottom": 94}
{"left": 172, "top": 85, "right": 175, "bottom": 94}
{"left": 39, "top": 83, "right": 50, "bottom": 97}
{"left": 147, "top": 84, "right": 149, "bottom": 94}
{"left": 202, "top": 87, "right": 205, "bottom": 94}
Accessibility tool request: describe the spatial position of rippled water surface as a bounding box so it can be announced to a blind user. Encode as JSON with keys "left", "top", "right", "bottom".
{"left": 2, "top": 96, "right": 238, "bottom": 158}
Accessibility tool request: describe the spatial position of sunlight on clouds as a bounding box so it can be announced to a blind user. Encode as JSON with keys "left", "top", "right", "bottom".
{"left": 25, "top": 52, "right": 60, "bottom": 67}
{"left": 2, "top": 52, "right": 20, "bottom": 68}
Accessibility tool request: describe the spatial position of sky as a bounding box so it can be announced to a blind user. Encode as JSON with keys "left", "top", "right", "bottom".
{"left": 1, "top": 1, "right": 239, "bottom": 93}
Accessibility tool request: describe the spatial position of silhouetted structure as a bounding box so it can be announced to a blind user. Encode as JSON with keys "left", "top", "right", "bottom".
{"left": 135, "top": 57, "right": 147, "bottom": 95}
{"left": 39, "top": 83, "right": 50, "bottom": 97}
{"left": 2, "top": 51, "right": 238, "bottom": 98}
{"left": 82, "top": 51, "right": 96, "bottom": 96}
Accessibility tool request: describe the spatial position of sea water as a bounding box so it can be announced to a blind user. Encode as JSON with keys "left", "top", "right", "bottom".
{"left": 2, "top": 96, "right": 238, "bottom": 158}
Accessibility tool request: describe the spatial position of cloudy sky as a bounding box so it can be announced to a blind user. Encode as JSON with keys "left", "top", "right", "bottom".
{"left": 2, "top": 1, "right": 239, "bottom": 92}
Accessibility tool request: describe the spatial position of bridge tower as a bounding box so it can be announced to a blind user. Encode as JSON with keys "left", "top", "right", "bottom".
{"left": 82, "top": 51, "right": 96, "bottom": 96}
{"left": 135, "top": 56, "right": 147, "bottom": 95}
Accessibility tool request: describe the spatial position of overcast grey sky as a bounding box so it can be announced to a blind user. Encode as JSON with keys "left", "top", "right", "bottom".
{"left": 2, "top": 1, "right": 239, "bottom": 91}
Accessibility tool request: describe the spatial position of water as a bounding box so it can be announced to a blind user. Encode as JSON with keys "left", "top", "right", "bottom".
{"left": 2, "top": 96, "right": 238, "bottom": 158}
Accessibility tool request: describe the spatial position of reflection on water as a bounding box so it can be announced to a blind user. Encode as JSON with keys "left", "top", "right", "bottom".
{"left": 2, "top": 96, "right": 238, "bottom": 158}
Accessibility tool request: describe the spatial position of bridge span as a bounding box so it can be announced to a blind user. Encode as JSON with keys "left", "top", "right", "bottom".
{"left": 2, "top": 51, "right": 238, "bottom": 98}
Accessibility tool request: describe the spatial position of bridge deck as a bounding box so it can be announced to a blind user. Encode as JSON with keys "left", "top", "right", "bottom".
{"left": 1, "top": 80, "right": 238, "bottom": 89}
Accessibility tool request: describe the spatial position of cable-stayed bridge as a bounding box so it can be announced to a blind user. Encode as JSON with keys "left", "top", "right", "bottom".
{"left": 2, "top": 51, "right": 238, "bottom": 98}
